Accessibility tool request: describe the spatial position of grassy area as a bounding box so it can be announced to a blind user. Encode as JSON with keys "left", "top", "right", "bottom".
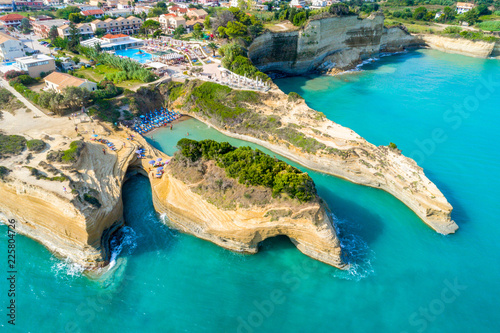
{"left": 26, "top": 139, "right": 46, "bottom": 153}
{"left": 476, "top": 20, "right": 500, "bottom": 32}
{"left": 0, "top": 134, "right": 26, "bottom": 158}
{"left": 0, "top": 88, "right": 24, "bottom": 113}
{"left": 75, "top": 65, "right": 145, "bottom": 89}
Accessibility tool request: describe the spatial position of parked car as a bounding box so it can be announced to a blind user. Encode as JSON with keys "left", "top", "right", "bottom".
{"left": 54, "top": 47, "right": 61, "bottom": 51}
{"left": 46, "top": 43, "right": 53, "bottom": 47}
{"left": 38, "top": 41, "right": 45, "bottom": 45}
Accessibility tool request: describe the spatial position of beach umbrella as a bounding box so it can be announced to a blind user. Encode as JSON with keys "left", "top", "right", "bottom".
{"left": 157, "top": 166, "right": 163, "bottom": 170}
{"left": 149, "top": 160, "right": 155, "bottom": 165}
{"left": 156, "top": 157, "right": 162, "bottom": 162}
{"left": 136, "top": 150, "right": 143, "bottom": 154}
{"left": 92, "top": 134, "right": 98, "bottom": 137}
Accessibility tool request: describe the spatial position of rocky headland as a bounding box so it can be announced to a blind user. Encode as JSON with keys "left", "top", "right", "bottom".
{"left": 0, "top": 110, "right": 344, "bottom": 269}
{"left": 248, "top": 12, "right": 499, "bottom": 76}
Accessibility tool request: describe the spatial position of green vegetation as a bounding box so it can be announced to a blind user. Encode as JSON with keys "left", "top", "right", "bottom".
{"left": 389, "top": 142, "right": 398, "bottom": 149}
{"left": 0, "top": 134, "right": 26, "bottom": 158}
{"left": 185, "top": 81, "right": 258, "bottom": 124}
{"left": 0, "top": 166, "right": 11, "bottom": 180}
{"left": 219, "top": 43, "right": 269, "bottom": 81}
{"left": 79, "top": 47, "right": 157, "bottom": 83}
{"left": 61, "top": 141, "right": 84, "bottom": 163}
{"left": 26, "top": 139, "right": 46, "bottom": 153}
{"left": 0, "top": 88, "right": 23, "bottom": 113}
{"left": 84, "top": 194, "right": 101, "bottom": 208}
{"left": 169, "top": 81, "right": 327, "bottom": 154}
{"left": 176, "top": 139, "right": 316, "bottom": 202}
{"left": 27, "top": 167, "right": 67, "bottom": 182}
{"left": 477, "top": 20, "right": 500, "bottom": 31}
{"left": 288, "top": 92, "right": 304, "bottom": 102}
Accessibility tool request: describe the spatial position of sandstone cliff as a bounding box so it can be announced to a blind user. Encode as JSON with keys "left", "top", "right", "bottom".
{"left": 168, "top": 80, "right": 458, "bottom": 235}
{"left": 248, "top": 13, "right": 499, "bottom": 75}
{"left": 416, "top": 34, "right": 497, "bottom": 58}
{"left": 248, "top": 13, "right": 420, "bottom": 75}
{"left": 0, "top": 115, "right": 345, "bottom": 269}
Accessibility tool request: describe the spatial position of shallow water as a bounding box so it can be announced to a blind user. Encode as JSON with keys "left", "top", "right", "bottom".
{"left": 1, "top": 49, "right": 499, "bottom": 332}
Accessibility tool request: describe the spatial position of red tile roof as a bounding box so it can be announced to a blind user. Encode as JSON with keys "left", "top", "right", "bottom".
{"left": 103, "top": 33, "right": 128, "bottom": 39}
{"left": 0, "top": 14, "right": 25, "bottom": 22}
{"left": 81, "top": 9, "right": 104, "bottom": 16}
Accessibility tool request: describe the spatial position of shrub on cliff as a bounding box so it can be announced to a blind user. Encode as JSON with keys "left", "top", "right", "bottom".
{"left": 84, "top": 193, "right": 101, "bottom": 208}
{"left": 288, "top": 92, "right": 304, "bottom": 102}
{"left": 0, "top": 134, "right": 27, "bottom": 158}
{"left": 176, "top": 139, "right": 317, "bottom": 202}
{"left": 27, "top": 139, "right": 46, "bottom": 153}
{"left": 329, "top": 3, "right": 352, "bottom": 16}
{"left": 0, "top": 166, "right": 11, "bottom": 179}
{"left": 61, "top": 141, "right": 84, "bottom": 162}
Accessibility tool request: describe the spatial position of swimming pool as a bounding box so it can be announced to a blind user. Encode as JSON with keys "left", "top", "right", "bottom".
{"left": 2, "top": 61, "right": 16, "bottom": 66}
{"left": 114, "top": 48, "right": 153, "bottom": 64}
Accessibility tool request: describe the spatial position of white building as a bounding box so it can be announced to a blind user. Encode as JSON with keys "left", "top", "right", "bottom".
{"left": 0, "top": 32, "right": 26, "bottom": 62}
{"left": 80, "top": 33, "right": 143, "bottom": 51}
{"left": 15, "top": 54, "right": 56, "bottom": 78}
{"left": 44, "top": 72, "right": 97, "bottom": 93}
{"left": 0, "top": 0, "right": 14, "bottom": 12}
{"left": 230, "top": 0, "right": 238, "bottom": 7}
{"left": 105, "top": 8, "right": 134, "bottom": 17}
{"left": 456, "top": 2, "right": 475, "bottom": 14}
{"left": 289, "top": 0, "right": 305, "bottom": 7}
{"left": 311, "top": 0, "right": 327, "bottom": 8}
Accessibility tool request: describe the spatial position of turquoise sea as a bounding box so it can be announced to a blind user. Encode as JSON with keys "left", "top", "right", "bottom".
{"left": 1, "top": 49, "right": 499, "bottom": 332}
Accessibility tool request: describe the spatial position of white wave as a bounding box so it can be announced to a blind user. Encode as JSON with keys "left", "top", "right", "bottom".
{"left": 329, "top": 213, "right": 376, "bottom": 281}
{"left": 109, "top": 226, "right": 137, "bottom": 267}
{"left": 52, "top": 258, "right": 85, "bottom": 278}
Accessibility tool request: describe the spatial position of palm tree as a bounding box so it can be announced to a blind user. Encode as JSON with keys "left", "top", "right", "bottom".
{"left": 207, "top": 42, "right": 218, "bottom": 57}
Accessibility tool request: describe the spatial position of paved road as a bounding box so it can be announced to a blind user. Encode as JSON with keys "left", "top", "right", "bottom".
{"left": 0, "top": 78, "right": 48, "bottom": 118}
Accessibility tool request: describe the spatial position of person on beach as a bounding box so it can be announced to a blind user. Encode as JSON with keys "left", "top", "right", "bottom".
{"left": 63, "top": 186, "right": 67, "bottom": 194}
{"left": 75, "top": 126, "right": 78, "bottom": 133}
{"left": 170, "top": 124, "right": 173, "bottom": 130}
{"left": 102, "top": 148, "right": 106, "bottom": 155}
{"left": 186, "top": 132, "right": 189, "bottom": 136}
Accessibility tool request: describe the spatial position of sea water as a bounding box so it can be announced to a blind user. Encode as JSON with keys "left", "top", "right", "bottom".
{"left": 1, "top": 49, "right": 499, "bottom": 332}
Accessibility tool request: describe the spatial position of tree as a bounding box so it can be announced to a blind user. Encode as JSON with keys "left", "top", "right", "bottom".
{"left": 67, "top": 23, "right": 80, "bottom": 52}
{"left": 153, "top": 29, "right": 162, "bottom": 38}
{"left": 462, "top": 9, "right": 479, "bottom": 25}
{"left": 442, "top": 6, "right": 455, "bottom": 22}
{"left": 20, "top": 18, "right": 30, "bottom": 34}
{"left": 48, "top": 25, "right": 59, "bottom": 42}
{"left": 68, "top": 13, "right": 85, "bottom": 23}
{"left": 173, "top": 25, "right": 186, "bottom": 39}
{"left": 56, "top": 6, "right": 81, "bottom": 20}
{"left": 224, "top": 21, "right": 247, "bottom": 39}
{"left": 62, "top": 87, "right": 90, "bottom": 111}
{"left": 204, "top": 15, "right": 211, "bottom": 29}
{"left": 211, "top": 10, "right": 235, "bottom": 33}
{"left": 94, "top": 28, "right": 106, "bottom": 38}
{"left": 413, "top": 7, "right": 427, "bottom": 20}
{"left": 97, "top": 2, "right": 103, "bottom": 8}
{"left": 192, "top": 23, "right": 203, "bottom": 39}
{"left": 293, "top": 12, "right": 307, "bottom": 26}
{"left": 72, "top": 56, "right": 80, "bottom": 64}
{"left": 95, "top": 42, "right": 102, "bottom": 53}
{"left": 329, "top": 3, "right": 350, "bottom": 16}
{"left": 207, "top": 42, "right": 217, "bottom": 56}
{"left": 238, "top": 0, "right": 246, "bottom": 10}
{"left": 141, "top": 19, "right": 161, "bottom": 36}
{"left": 156, "top": 1, "right": 166, "bottom": 8}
